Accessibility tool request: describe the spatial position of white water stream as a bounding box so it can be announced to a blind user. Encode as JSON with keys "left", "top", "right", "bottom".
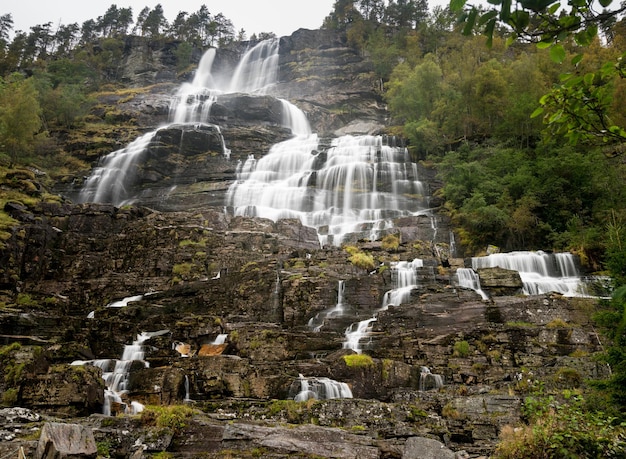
{"left": 71, "top": 330, "right": 168, "bottom": 415}
{"left": 289, "top": 374, "right": 353, "bottom": 401}
{"left": 343, "top": 259, "right": 423, "bottom": 354}
{"left": 470, "top": 250, "right": 589, "bottom": 297}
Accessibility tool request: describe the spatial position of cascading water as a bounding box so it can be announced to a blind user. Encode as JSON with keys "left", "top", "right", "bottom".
{"left": 77, "top": 37, "right": 432, "bottom": 245}
{"left": 455, "top": 268, "right": 489, "bottom": 300}
{"left": 419, "top": 366, "right": 444, "bottom": 391}
{"left": 78, "top": 39, "right": 282, "bottom": 206}
{"left": 308, "top": 280, "right": 346, "bottom": 332}
{"left": 288, "top": 374, "right": 353, "bottom": 401}
{"left": 470, "top": 250, "right": 589, "bottom": 297}
{"left": 212, "top": 333, "right": 228, "bottom": 345}
{"left": 71, "top": 330, "right": 167, "bottom": 415}
{"left": 227, "top": 134, "right": 431, "bottom": 246}
{"left": 343, "top": 259, "right": 423, "bottom": 353}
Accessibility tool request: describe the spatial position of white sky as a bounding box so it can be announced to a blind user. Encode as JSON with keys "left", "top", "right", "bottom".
{"left": 4, "top": 0, "right": 337, "bottom": 39}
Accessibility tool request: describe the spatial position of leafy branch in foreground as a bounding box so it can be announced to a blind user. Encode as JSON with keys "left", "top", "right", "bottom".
{"left": 450, "top": 0, "right": 626, "bottom": 147}
{"left": 531, "top": 54, "right": 626, "bottom": 147}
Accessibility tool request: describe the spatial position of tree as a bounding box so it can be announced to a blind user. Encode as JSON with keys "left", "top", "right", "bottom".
{"left": 142, "top": 4, "right": 168, "bottom": 38}
{"left": 0, "top": 74, "right": 43, "bottom": 165}
{"left": 0, "top": 13, "right": 13, "bottom": 51}
{"left": 53, "top": 23, "right": 80, "bottom": 57}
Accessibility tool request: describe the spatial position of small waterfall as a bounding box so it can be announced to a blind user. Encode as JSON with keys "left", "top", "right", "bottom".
{"left": 184, "top": 375, "right": 192, "bottom": 402}
{"left": 212, "top": 334, "right": 228, "bottom": 345}
{"left": 280, "top": 99, "right": 312, "bottom": 136}
{"left": 308, "top": 280, "right": 346, "bottom": 332}
{"left": 343, "top": 259, "right": 422, "bottom": 353}
{"left": 72, "top": 331, "right": 167, "bottom": 415}
{"left": 78, "top": 132, "right": 156, "bottom": 205}
{"left": 455, "top": 268, "right": 489, "bottom": 300}
{"left": 288, "top": 374, "right": 353, "bottom": 401}
{"left": 106, "top": 294, "right": 144, "bottom": 308}
{"left": 419, "top": 366, "right": 444, "bottom": 391}
{"left": 471, "top": 251, "right": 588, "bottom": 296}
{"left": 449, "top": 231, "right": 456, "bottom": 258}
{"left": 382, "top": 259, "right": 423, "bottom": 308}
{"left": 343, "top": 317, "right": 377, "bottom": 354}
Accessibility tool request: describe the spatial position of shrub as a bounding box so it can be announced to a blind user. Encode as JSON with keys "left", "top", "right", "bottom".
{"left": 2, "top": 388, "right": 18, "bottom": 406}
{"left": 343, "top": 354, "right": 374, "bottom": 368}
{"left": 348, "top": 251, "right": 376, "bottom": 270}
{"left": 139, "top": 405, "right": 196, "bottom": 434}
{"left": 494, "top": 396, "right": 626, "bottom": 458}
{"left": 453, "top": 340, "right": 471, "bottom": 358}
{"left": 546, "top": 318, "right": 570, "bottom": 328}
{"left": 381, "top": 233, "right": 400, "bottom": 251}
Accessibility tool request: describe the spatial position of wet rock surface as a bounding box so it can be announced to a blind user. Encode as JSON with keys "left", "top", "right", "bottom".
{"left": 0, "top": 199, "right": 606, "bottom": 457}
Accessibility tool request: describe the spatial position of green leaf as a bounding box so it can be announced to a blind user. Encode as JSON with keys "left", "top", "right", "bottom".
{"left": 571, "top": 54, "right": 584, "bottom": 66}
{"left": 598, "top": 0, "right": 612, "bottom": 7}
{"left": 509, "top": 10, "right": 530, "bottom": 30}
{"left": 548, "top": 2, "right": 561, "bottom": 13}
{"left": 478, "top": 10, "right": 498, "bottom": 26}
{"left": 537, "top": 41, "right": 552, "bottom": 49}
{"left": 583, "top": 72, "right": 595, "bottom": 86}
{"left": 530, "top": 107, "right": 544, "bottom": 118}
{"left": 463, "top": 8, "right": 478, "bottom": 35}
{"left": 500, "top": 0, "right": 512, "bottom": 21}
{"left": 450, "top": 0, "right": 468, "bottom": 12}
{"left": 550, "top": 44, "right": 566, "bottom": 64}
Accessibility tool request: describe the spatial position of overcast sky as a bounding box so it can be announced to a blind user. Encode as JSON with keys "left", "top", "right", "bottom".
{"left": 5, "top": 0, "right": 337, "bottom": 39}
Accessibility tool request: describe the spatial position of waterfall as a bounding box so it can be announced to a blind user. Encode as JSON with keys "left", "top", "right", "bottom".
{"left": 212, "top": 334, "right": 228, "bottom": 345}
{"left": 455, "top": 268, "right": 489, "bottom": 300}
{"left": 79, "top": 132, "right": 156, "bottom": 205}
{"left": 382, "top": 259, "right": 423, "bottom": 308}
{"left": 288, "top": 374, "right": 353, "bottom": 401}
{"left": 106, "top": 294, "right": 144, "bottom": 308}
{"left": 184, "top": 375, "right": 192, "bottom": 402}
{"left": 228, "top": 39, "right": 279, "bottom": 94}
{"left": 77, "top": 37, "right": 432, "bottom": 246}
{"left": 419, "top": 366, "right": 444, "bottom": 391}
{"left": 227, "top": 135, "right": 430, "bottom": 246}
{"left": 78, "top": 39, "right": 281, "bottom": 206}
{"left": 449, "top": 231, "right": 456, "bottom": 258}
{"left": 471, "top": 250, "right": 588, "bottom": 297}
{"left": 71, "top": 331, "right": 168, "bottom": 415}
{"left": 308, "top": 280, "right": 346, "bottom": 332}
{"left": 343, "top": 259, "right": 422, "bottom": 353}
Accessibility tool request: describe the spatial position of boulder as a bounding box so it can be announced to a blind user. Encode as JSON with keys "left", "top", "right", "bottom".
{"left": 403, "top": 436, "right": 455, "bottom": 459}
{"left": 222, "top": 422, "right": 380, "bottom": 459}
{"left": 477, "top": 267, "right": 523, "bottom": 296}
{"left": 36, "top": 422, "right": 96, "bottom": 459}
{"left": 20, "top": 365, "right": 104, "bottom": 416}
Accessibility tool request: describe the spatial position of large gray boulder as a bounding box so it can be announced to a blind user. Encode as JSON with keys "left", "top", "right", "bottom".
{"left": 403, "top": 436, "right": 456, "bottom": 459}
{"left": 36, "top": 422, "right": 97, "bottom": 459}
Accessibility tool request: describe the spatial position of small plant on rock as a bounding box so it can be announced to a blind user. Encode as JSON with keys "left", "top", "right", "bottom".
{"left": 452, "top": 340, "right": 471, "bottom": 358}
{"left": 343, "top": 354, "right": 374, "bottom": 368}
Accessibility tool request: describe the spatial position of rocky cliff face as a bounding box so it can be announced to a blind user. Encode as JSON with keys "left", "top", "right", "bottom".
{"left": 0, "top": 29, "right": 610, "bottom": 459}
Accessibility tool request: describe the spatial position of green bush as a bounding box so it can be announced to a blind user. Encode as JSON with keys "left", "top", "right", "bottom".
{"left": 381, "top": 233, "right": 400, "bottom": 251}
{"left": 452, "top": 340, "right": 471, "bottom": 358}
{"left": 343, "top": 354, "right": 374, "bottom": 368}
{"left": 348, "top": 251, "right": 376, "bottom": 270}
{"left": 494, "top": 396, "right": 626, "bottom": 458}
